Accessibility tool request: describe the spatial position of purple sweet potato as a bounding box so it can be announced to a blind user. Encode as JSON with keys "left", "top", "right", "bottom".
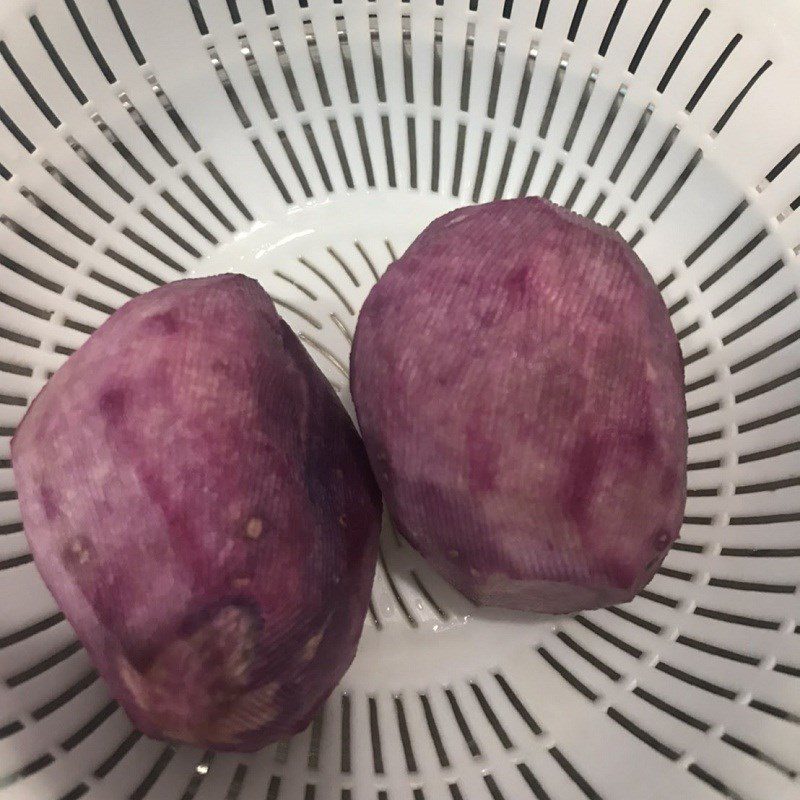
{"left": 351, "top": 198, "right": 687, "bottom": 614}
{"left": 11, "top": 274, "right": 381, "bottom": 751}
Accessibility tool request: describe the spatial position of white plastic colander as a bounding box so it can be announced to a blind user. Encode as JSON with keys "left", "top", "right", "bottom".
{"left": 1, "top": 0, "right": 800, "bottom": 798}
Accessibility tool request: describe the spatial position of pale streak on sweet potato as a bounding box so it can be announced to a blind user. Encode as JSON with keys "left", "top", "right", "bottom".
{"left": 351, "top": 198, "right": 687, "bottom": 614}
{"left": 12, "top": 274, "right": 381, "bottom": 751}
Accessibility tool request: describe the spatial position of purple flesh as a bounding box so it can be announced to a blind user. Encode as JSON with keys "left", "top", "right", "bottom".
{"left": 11, "top": 274, "right": 381, "bottom": 751}
{"left": 351, "top": 198, "right": 687, "bottom": 614}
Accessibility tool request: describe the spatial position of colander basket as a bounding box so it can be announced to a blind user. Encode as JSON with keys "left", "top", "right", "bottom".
{"left": 2, "top": 1, "right": 800, "bottom": 798}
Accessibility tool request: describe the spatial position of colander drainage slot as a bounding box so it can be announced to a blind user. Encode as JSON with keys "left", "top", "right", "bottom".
{"left": 420, "top": 692, "right": 450, "bottom": 768}
{"left": 0, "top": 41, "right": 59, "bottom": 128}
{"left": 63, "top": 0, "right": 115, "bottom": 82}
{"left": 713, "top": 60, "right": 772, "bottom": 135}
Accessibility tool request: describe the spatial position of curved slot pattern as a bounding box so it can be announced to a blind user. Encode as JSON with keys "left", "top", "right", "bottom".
{"left": 0, "top": 1, "right": 798, "bottom": 799}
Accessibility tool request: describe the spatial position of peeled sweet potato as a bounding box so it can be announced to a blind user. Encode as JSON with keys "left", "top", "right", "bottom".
{"left": 11, "top": 274, "right": 381, "bottom": 751}
{"left": 351, "top": 198, "right": 687, "bottom": 614}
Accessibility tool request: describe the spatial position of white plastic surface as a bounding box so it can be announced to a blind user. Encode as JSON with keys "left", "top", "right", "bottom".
{"left": 1, "top": 0, "right": 800, "bottom": 798}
